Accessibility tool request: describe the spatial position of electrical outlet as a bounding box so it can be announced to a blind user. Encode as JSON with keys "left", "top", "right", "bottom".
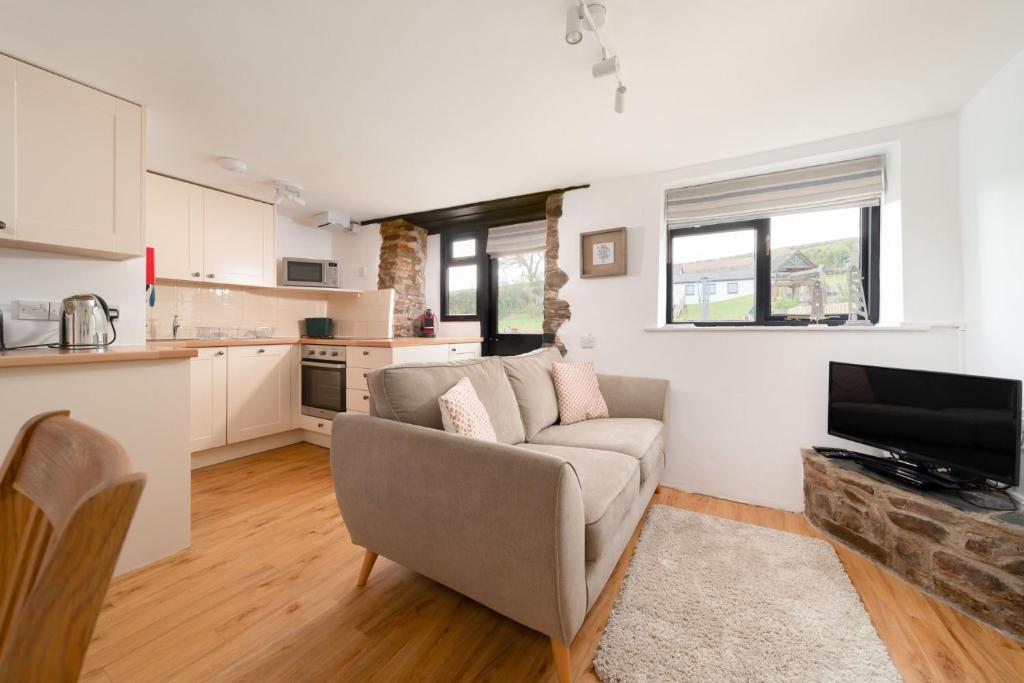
{"left": 580, "top": 334, "right": 596, "bottom": 349}
{"left": 47, "top": 301, "right": 62, "bottom": 321}
{"left": 358, "top": 266, "right": 366, "bottom": 277}
{"left": 108, "top": 306, "right": 120, "bottom": 321}
{"left": 16, "top": 300, "right": 50, "bottom": 321}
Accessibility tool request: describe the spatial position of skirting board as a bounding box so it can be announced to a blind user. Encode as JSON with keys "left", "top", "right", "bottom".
{"left": 192, "top": 430, "right": 305, "bottom": 470}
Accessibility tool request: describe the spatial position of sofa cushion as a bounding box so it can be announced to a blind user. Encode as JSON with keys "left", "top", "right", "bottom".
{"left": 517, "top": 443, "right": 639, "bottom": 562}
{"left": 528, "top": 418, "right": 664, "bottom": 484}
{"left": 438, "top": 377, "right": 497, "bottom": 442}
{"left": 501, "top": 346, "right": 563, "bottom": 440}
{"left": 552, "top": 361, "right": 609, "bottom": 425}
{"left": 367, "top": 356, "right": 526, "bottom": 444}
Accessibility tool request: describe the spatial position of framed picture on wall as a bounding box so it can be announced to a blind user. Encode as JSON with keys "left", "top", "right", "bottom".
{"left": 580, "top": 227, "right": 627, "bottom": 278}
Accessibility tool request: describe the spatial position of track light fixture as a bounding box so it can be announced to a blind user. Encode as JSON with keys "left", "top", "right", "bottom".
{"left": 272, "top": 180, "right": 306, "bottom": 207}
{"left": 564, "top": 1, "right": 628, "bottom": 114}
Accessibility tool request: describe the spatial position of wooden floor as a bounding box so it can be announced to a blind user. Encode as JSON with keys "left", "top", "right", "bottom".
{"left": 80, "top": 443, "right": 1024, "bottom": 682}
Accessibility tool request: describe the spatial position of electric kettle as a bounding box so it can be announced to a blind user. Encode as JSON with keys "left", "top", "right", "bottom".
{"left": 60, "top": 294, "right": 115, "bottom": 348}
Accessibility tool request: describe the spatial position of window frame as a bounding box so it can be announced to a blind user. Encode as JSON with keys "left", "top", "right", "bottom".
{"left": 441, "top": 231, "right": 485, "bottom": 322}
{"left": 727, "top": 282, "right": 739, "bottom": 295}
{"left": 665, "top": 205, "right": 880, "bottom": 327}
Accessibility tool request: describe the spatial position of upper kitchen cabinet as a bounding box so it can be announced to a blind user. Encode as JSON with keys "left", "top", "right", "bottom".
{"left": 201, "top": 187, "right": 275, "bottom": 286}
{"left": 0, "top": 55, "right": 144, "bottom": 258}
{"left": 145, "top": 172, "right": 276, "bottom": 287}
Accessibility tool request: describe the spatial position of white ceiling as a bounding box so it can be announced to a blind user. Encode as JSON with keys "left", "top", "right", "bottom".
{"left": 1, "top": 1, "right": 1022, "bottom": 223}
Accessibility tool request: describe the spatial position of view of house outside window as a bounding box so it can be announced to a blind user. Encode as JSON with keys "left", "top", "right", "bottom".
{"left": 670, "top": 207, "right": 863, "bottom": 323}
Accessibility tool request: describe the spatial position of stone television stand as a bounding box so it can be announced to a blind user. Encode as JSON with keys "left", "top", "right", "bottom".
{"left": 802, "top": 449, "right": 1024, "bottom": 641}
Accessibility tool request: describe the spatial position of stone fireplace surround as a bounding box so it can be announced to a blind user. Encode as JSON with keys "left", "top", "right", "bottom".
{"left": 802, "top": 449, "right": 1024, "bottom": 640}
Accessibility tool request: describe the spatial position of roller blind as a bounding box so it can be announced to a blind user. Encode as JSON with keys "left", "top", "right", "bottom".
{"left": 485, "top": 220, "right": 547, "bottom": 257}
{"left": 665, "top": 155, "right": 885, "bottom": 228}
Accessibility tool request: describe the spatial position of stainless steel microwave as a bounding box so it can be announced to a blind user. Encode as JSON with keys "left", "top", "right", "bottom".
{"left": 280, "top": 258, "right": 339, "bottom": 288}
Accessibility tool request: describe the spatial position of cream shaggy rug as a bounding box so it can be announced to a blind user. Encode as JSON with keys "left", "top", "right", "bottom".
{"left": 593, "top": 505, "right": 901, "bottom": 683}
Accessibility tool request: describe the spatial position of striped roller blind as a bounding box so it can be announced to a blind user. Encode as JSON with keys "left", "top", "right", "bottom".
{"left": 665, "top": 155, "right": 885, "bottom": 228}
{"left": 485, "top": 220, "right": 547, "bottom": 257}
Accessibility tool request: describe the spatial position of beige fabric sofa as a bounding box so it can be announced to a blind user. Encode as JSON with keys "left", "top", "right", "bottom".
{"left": 329, "top": 346, "right": 668, "bottom": 682}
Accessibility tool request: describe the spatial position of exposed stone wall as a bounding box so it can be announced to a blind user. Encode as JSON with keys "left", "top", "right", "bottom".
{"left": 802, "top": 450, "right": 1024, "bottom": 640}
{"left": 377, "top": 219, "right": 427, "bottom": 337}
{"left": 543, "top": 193, "right": 570, "bottom": 354}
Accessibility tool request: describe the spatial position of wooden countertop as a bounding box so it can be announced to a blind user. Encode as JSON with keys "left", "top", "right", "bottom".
{"left": 0, "top": 345, "right": 198, "bottom": 369}
{"left": 155, "top": 337, "right": 483, "bottom": 349}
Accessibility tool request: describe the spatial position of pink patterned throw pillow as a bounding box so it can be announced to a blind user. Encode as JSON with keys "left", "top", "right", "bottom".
{"left": 551, "top": 361, "right": 609, "bottom": 425}
{"left": 438, "top": 377, "right": 498, "bottom": 442}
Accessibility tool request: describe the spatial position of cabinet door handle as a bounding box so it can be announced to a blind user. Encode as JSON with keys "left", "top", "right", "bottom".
{"left": 362, "top": 372, "right": 367, "bottom": 378}
{"left": 207, "top": 273, "right": 215, "bottom": 278}
{"left": 0, "top": 220, "right": 6, "bottom": 230}
{"left": 215, "top": 350, "right": 225, "bottom": 356}
{"left": 317, "top": 422, "right": 324, "bottom": 428}
{"left": 192, "top": 271, "right": 201, "bottom": 277}
{"left": 362, "top": 394, "right": 369, "bottom": 400}
{"left": 362, "top": 350, "right": 369, "bottom": 356}
{"left": 257, "top": 348, "right": 265, "bottom": 354}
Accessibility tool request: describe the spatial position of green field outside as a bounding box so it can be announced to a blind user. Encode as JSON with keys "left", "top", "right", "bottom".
{"left": 674, "top": 294, "right": 755, "bottom": 322}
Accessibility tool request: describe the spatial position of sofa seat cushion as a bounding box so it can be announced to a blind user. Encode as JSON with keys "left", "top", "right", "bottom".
{"left": 367, "top": 356, "right": 526, "bottom": 444}
{"left": 517, "top": 443, "right": 639, "bottom": 562}
{"left": 528, "top": 418, "right": 664, "bottom": 484}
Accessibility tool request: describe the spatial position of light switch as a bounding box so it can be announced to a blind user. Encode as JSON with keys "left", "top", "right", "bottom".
{"left": 16, "top": 300, "right": 50, "bottom": 321}
{"left": 47, "top": 301, "right": 62, "bottom": 321}
{"left": 580, "top": 334, "right": 596, "bottom": 349}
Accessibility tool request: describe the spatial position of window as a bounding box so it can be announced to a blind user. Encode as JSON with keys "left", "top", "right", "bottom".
{"left": 665, "top": 156, "right": 884, "bottom": 326}
{"left": 667, "top": 206, "right": 880, "bottom": 325}
{"left": 442, "top": 234, "right": 481, "bottom": 319}
{"left": 495, "top": 251, "right": 544, "bottom": 333}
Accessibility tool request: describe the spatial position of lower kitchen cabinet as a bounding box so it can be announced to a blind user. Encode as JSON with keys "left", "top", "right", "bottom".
{"left": 226, "top": 344, "right": 293, "bottom": 443}
{"left": 190, "top": 347, "right": 227, "bottom": 451}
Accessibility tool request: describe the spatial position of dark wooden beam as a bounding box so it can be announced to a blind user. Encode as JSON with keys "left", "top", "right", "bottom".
{"left": 362, "top": 184, "right": 589, "bottom": 234}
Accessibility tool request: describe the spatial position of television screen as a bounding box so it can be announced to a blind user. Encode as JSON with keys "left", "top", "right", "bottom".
{"left": 828, "top": 362, "right": 1022, "bottom": 486}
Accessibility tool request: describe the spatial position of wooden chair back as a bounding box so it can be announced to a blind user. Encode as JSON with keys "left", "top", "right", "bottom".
{"left": 0, "top": 411, "right": 146, "bottom": 682}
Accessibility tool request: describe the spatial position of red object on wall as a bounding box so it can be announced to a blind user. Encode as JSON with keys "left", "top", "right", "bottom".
{"left": 146, "top": 247, "right": 155, "bottom": 286}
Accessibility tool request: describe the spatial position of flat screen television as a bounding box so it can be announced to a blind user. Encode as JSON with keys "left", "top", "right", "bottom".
{"left": 828, "top": 362, "right": 1022, "bottom": 487}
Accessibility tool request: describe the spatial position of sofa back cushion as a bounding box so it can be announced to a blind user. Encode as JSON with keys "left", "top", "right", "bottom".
{"left": 367, "top": 356, "right": 526, "bottom": 444}
{"left": 501, "top": 345, "right": 563, "bottom": 440}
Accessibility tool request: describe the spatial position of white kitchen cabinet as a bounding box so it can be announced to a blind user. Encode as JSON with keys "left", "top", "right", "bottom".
{"left": 0, "top": 56, "right": 14, "bottom": 244}
{"left": 145, "top": 173, "right": 276, "bottom": 286}
{"left": 190, "top": 347, "right": 228, "bottom": 451}
{"left": 0, "top": 56, "right": 143, "bottom": 257}
{"left": 202, "top": 188, "right": 275, "bottom": 286}
{"left": 147, "top": 173, "right": 204, "bottom": 282}
{"left": 227, "top": 344, "right": 292, "bottom": 443}
{"left": 448, "top": 342, "right": 481, "bottom": 362}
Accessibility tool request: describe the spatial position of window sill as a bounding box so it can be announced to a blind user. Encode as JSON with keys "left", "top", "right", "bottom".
{"left": 644, "top": 323, "right": 956, "bottom": 333}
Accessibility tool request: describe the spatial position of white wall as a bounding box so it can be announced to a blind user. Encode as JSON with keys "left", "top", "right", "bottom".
{"left": 557, "top": 116, "right": 967, "bottom": 511}
{"left": 334, "top": 223, "right": 382, "bottom": 291}
{"left": 959, "top": 47, "right": 1024, "bottom": 499}
{"left": 0, "top": 247, "right": 147, "bottom": 347}
{"left": 276, "top": 214, "right": 334, "bottom": 260}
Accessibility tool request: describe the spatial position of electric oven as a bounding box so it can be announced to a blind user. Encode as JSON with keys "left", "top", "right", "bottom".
{"left": 301, "top": 344, "right": 346, "bottom": 418}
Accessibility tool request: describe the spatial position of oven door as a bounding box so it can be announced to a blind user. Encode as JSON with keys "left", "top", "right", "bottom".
{"left": 301, "top": 361, "right": 346, "bottom": 418}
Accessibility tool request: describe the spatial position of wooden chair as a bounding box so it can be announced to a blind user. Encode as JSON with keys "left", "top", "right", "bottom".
{"left": 0, "top": 411, "right": 146, "bottom": 682}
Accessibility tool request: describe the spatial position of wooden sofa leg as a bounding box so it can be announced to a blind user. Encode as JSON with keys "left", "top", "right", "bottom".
{"left": 356, "top": 550, "right": 378, "bottom": 587}
{"left": 550, "top": 638, "right": 572, "bottom": 683}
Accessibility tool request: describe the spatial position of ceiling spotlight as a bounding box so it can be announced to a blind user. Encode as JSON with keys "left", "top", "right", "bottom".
{"left": 218, "top": 157, "right": 248, "bottom": 173}
{"left": 272, "top": 180, "right": 305, "bottom": 206}
{"left": 592, "top": 54, "right": 619, "bottom": 79}
{"left": 586, "top": 3, "right": 606, "bottom": 29}
{"left": 615, "top": 85, "right": 626, "bottom": 114}
{"left": 565, "top": 6, "right": 583, "bottom": 45}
